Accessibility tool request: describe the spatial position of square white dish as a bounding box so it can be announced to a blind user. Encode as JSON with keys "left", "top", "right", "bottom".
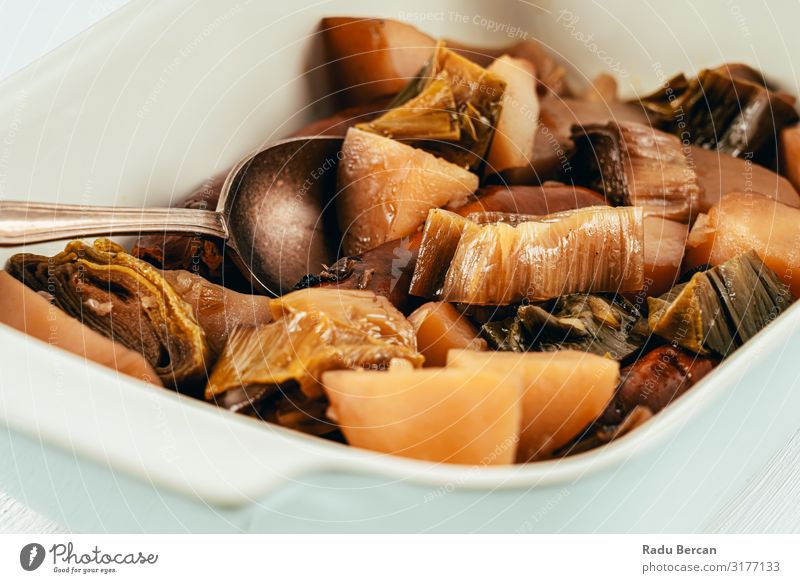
{"left": 1, "top": 0, "right": 799, "bottom": 532}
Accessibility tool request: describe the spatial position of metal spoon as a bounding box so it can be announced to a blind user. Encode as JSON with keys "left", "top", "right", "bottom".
{"left": 0, "top": 136, "right": 344, "bottom": 295}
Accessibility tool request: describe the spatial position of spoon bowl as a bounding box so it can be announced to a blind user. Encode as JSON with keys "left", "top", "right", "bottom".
{"left": 0, "top": 136, "right": 345, "bottom": 295}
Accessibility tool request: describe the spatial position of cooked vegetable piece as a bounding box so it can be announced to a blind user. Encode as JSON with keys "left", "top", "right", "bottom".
{"left": 408, "top": 209, "right": 478, "bottom": 299}
{"left": 447, "top": 349, "right": 618, "bottom": 461}
{"left": 638, "top": 68, "right": 799, "bottom": 165}
{"left": 321, "top": 17, "right": 436, "bottom": 106}
{"left": 631, "top": 216, "right": 689, "bottom": 304}
{"left": 648, "top": 250, "right": 790, "bottom": 355}
{"left": 0, "top": 271, "right": 161, "bottom": 386}
{"left": 322, "top": 367, "right": 521, "bottom": 465}
{"left": 205, "top": 288, "right": 422, "bottom": 434}
{"left": 482, "top": 294, "right": 647, "bottom": 360}
{"left": 412, "top": 206, "right": 643, "bottom": 305}
{"left": 485, "top": 55, "right": 539, "bottom": 178}
{"left": 779, "top": 124, "right": 800, "bottom": 193}
{"left": 446, "top": 38, "right": 572, "bottom": 97}
{"left": 533, "top": 96, "right": 650, "bottom": 180}
{"left": 599, "top": 345, "right": 717, "bottom": 426}
{"left": 566, "top": 115, "right": 799, "bottom": 212}
{"left": 336, "top": 127, "right": 478, "bottom": 255}
{"left": 691, "top": 146, "right": 799, "bottom": 211}
{"left": 581, "top": 73, "right": 618, "bottom": 103}
{"left": 205, "top": 312, "right": 421, "bottom": 434}
{"left": 299, "top": 184, "right": 606, "bottom": 312}
{"left": 408, "top": 302, "right": 486, "bottom": 367}
{"left": 358, "top": 42, "right": 506, "bottom": 170}
{"left": 355, "top": 78, "right": 460, "bottom": 140}
{"left": 685, "top": 192, "right": 800, "bottom": 298}
{"left": 7, "top": 239, "right": 209, "bottom": 390}
{"left": 270, "top": 288, "right": 416, "bottom": 348}
{"left": 161, "top": 269, "right": 272, "bottom": 360}
{"left": 712, "top": 63, "right": 775, "bottom": 88}
{"left": 570, "top": 121, "right": 701, "bottom": 222}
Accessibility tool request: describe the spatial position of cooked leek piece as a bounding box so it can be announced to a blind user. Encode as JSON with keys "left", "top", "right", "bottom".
{"left": 638, "top": 68, "right": 799, "bottom": 165}
{"left": 7, "top": 239, "right": 209, "bottom": 390}
{"left": 336, "top": 127, "right": 478, "bottom": 255}
{"left": 648, "top": 250, "right": 790, "bottom": 355}
{"left": 408, "top": 209, "right": 478, "bottom": 299}
{"left": 356, "top": 77, "right": 459, "bottom": 140}
{"left": 205, "top": 288, "right": 423, "bottom": 434}
{"left": 482, "top": 294, "right": 647, "bottom": 360}
{"left": 299, "top": 184, "right": 607, "bottom": 312}
{"left": 571, "top": 121, "right": 702, "bottom": 222}
{"left": 411, "top": 206, "right": 644, "bottom": 305}
{"left": 358, "top": 41, "right": 506, "bottom": 170}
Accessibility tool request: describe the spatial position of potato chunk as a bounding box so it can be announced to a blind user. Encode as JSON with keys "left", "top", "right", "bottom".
{"left": 447, "top": 349, "right": 618, "bottom": 461}
{"left": 486, "top": 55, "right": 539, "bottom": 177}
{"left": 337, "top": 128, "right": 479, "bottom": 255}
{"left": 321, "top": 17, "right": 435, "bottom": 106}
{"left": 685, "top": 192, "right": 800, "bottom": 297}
{"left": 633, "top": 216, "right": 689, "bottom": 303}
{"left": 322, "top": 368, "right": 521, "bottom": 465}
{"left": 408, "top": 302, "right": 486, "bottom": 367}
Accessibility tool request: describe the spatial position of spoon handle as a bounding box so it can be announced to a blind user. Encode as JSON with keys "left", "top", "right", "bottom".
{"left": 0, "top": 201, "right": 227, "bottom": 246}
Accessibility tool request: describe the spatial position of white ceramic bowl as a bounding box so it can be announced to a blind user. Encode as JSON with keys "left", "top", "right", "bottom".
{"left": 0, "top": 0, "right": 799, "bottom": 532}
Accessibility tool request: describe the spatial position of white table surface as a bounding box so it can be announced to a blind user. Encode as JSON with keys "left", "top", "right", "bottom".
{"left": 1, "top": 0, "right": 800, "bottom": 534}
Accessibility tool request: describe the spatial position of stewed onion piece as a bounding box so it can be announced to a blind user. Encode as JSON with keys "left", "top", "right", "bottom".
{"left": 300, "top": 183, "right": 606, "bottom": 312}
{"left": 686, "top": 192, "right": 800, "bottom": 298}
{"left": 447, "top": 349, "right": 618, "bottom": 461}
{"left": 411, "top": 206, "right": 644, "bottom": 305}
{"left": 336, "top": 127, "right": 478, "bottom": 256}
{"left": 322, "top": 367, "right": 521, "bottom": 465}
